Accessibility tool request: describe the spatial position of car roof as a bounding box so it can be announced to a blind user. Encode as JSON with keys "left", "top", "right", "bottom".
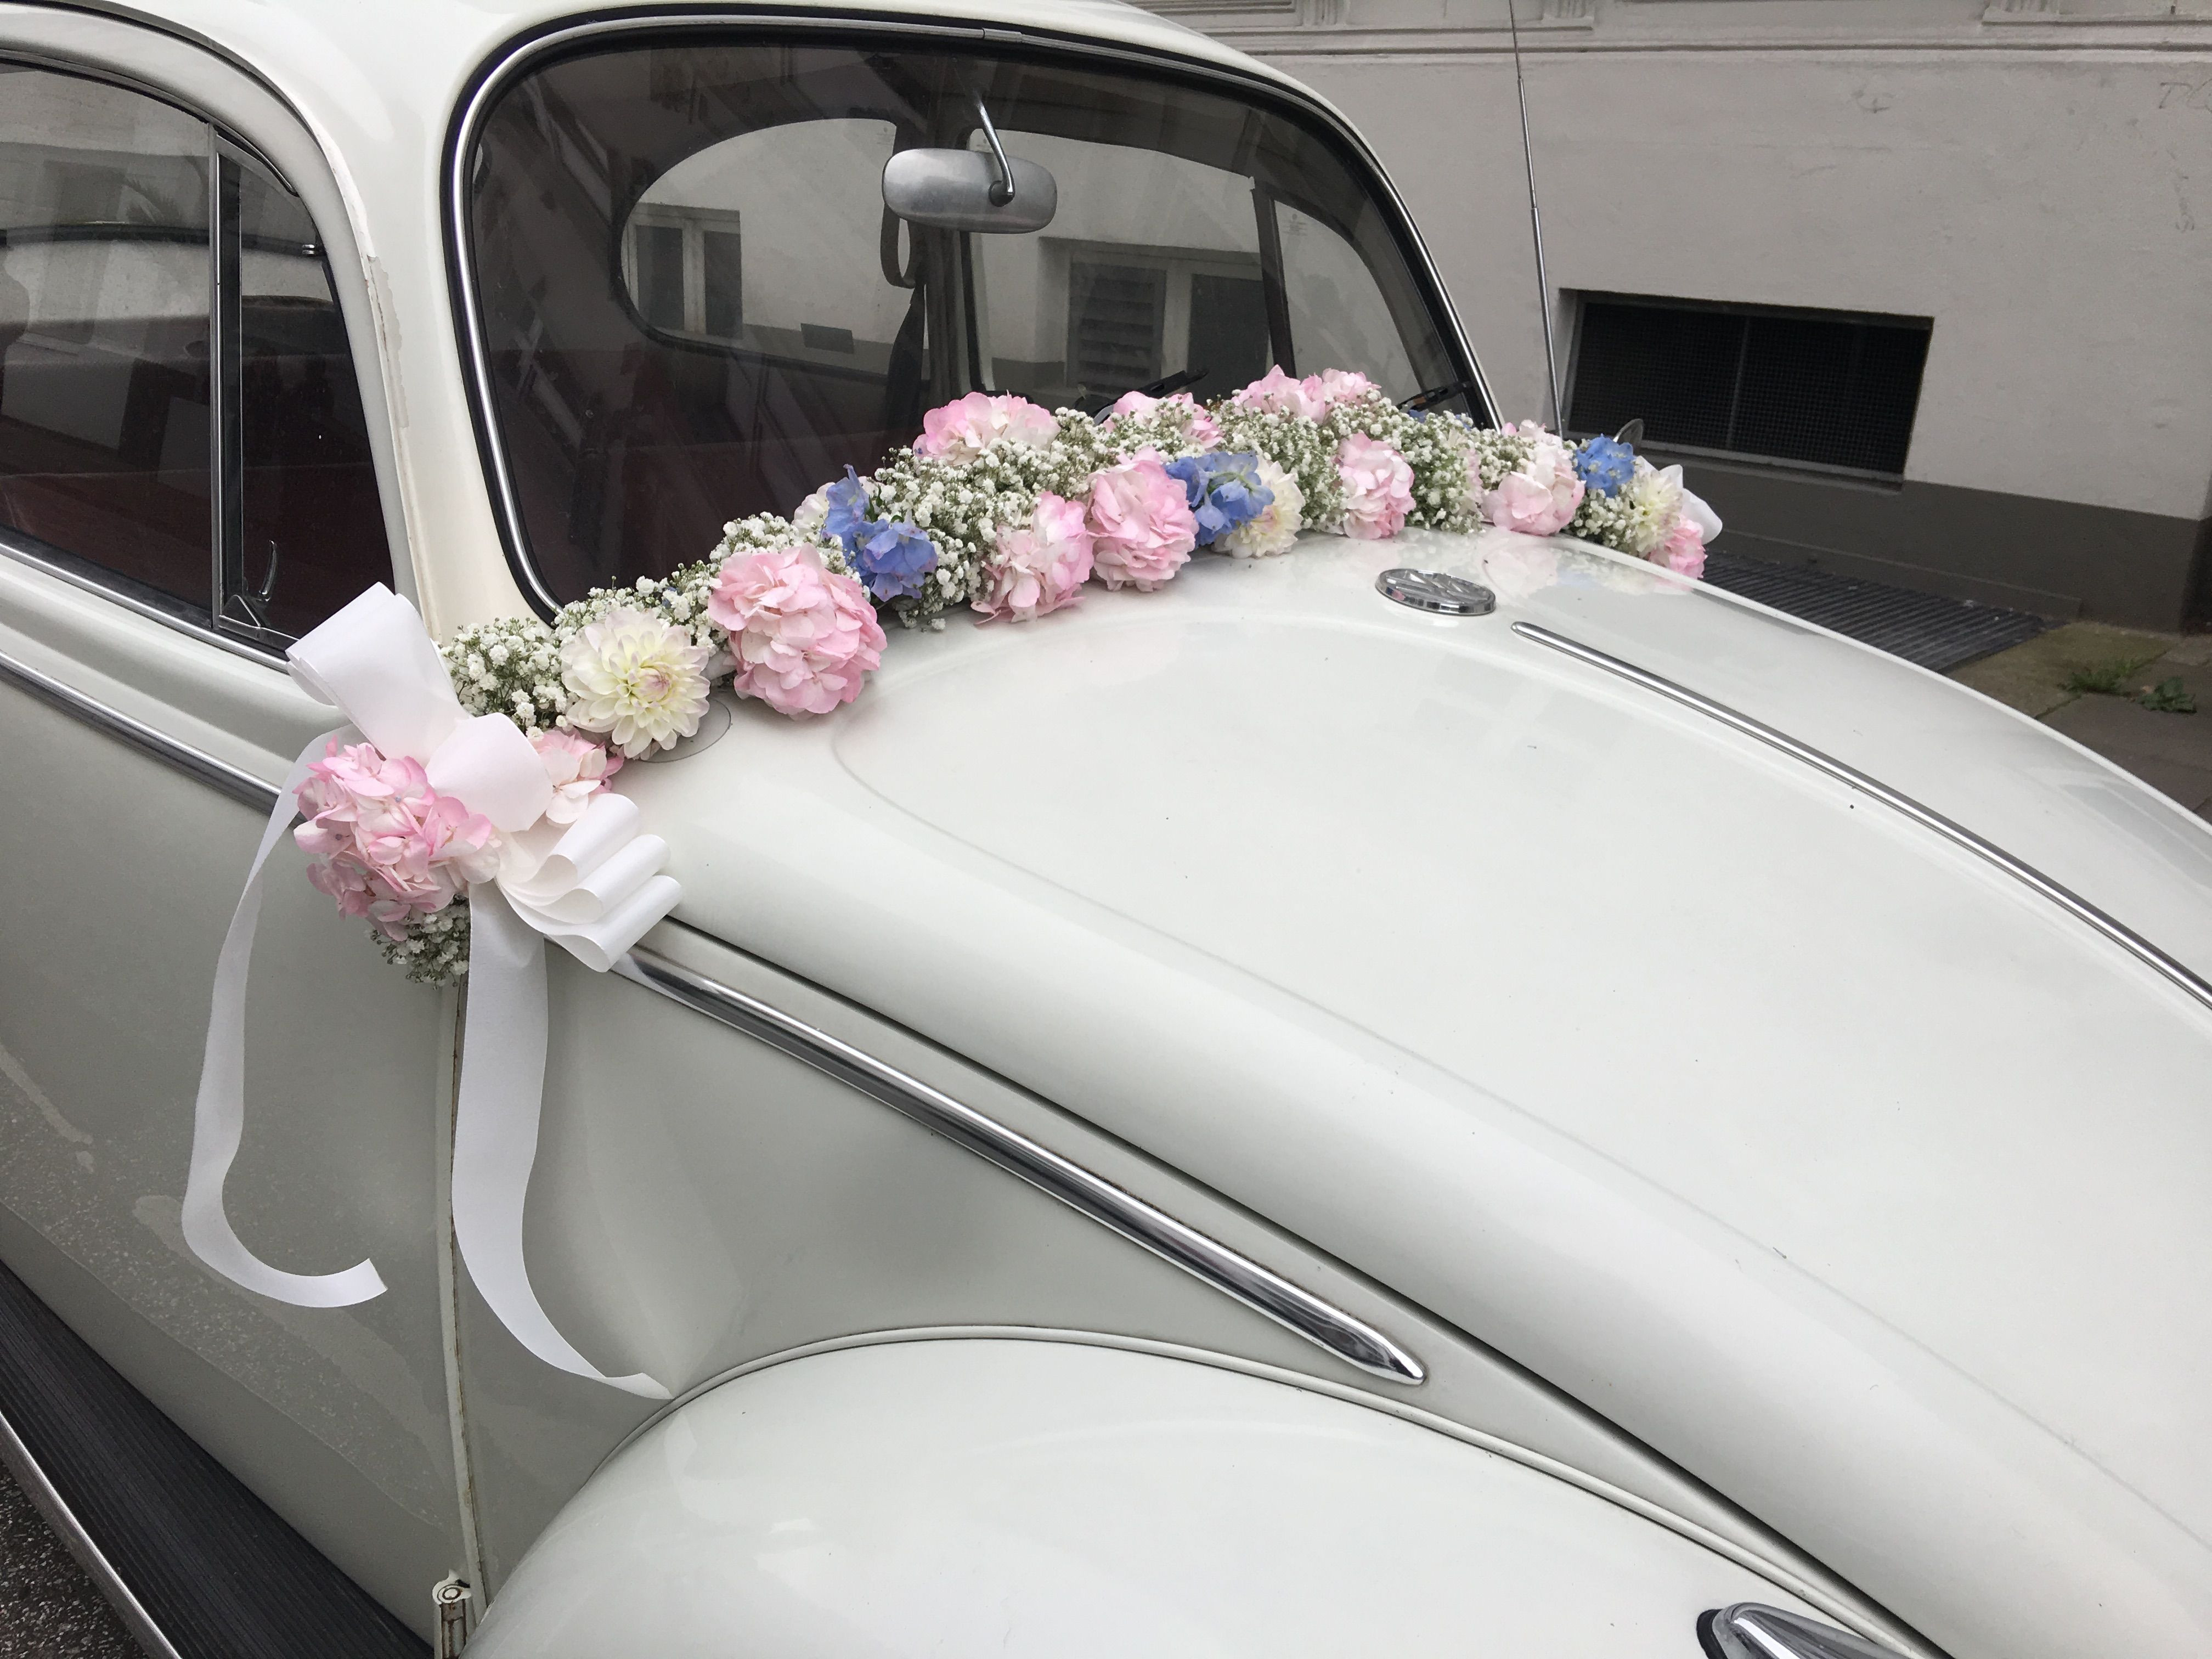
{"left": 86, "top": 0, "right": 1319, "bottom": 137}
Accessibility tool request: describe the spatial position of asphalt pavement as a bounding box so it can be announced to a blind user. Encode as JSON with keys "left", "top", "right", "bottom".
{"left": 0, "top": 1468, "right": 140, "bottom": 1657}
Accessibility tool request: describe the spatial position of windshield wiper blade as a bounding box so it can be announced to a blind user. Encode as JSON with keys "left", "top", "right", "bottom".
{"left": 1090, "top": 365, "right": 1210, "bottom": 422}
{"left": 1135, "top": 366, "right": 1207, "bottom": 399}
{"left": 1398, "top": 379, "right": 1469, "bottom": 413}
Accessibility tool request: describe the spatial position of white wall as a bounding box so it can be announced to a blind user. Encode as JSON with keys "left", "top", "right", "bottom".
{"left": 1146, "top": 0, "right": 2212, "bottom": 520}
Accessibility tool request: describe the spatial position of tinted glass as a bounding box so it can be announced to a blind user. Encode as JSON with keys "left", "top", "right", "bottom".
{"left": 234, "top": 163, "right": 392, "bottom": 636}
{"left": 467, "top": 38, "right": 1470, "bottom": 603}
{"left": 0, "top": 66, "right": 211, "bottom": 610}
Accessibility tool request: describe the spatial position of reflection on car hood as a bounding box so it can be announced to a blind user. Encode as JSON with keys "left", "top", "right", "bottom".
{"left": 623, "top": 527, "right": 2212, "bottom": 1659}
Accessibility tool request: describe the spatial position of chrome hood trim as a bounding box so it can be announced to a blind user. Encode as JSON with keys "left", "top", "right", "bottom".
{"left": 1511, "top": 620, "right": 2212, "bottom": 1014}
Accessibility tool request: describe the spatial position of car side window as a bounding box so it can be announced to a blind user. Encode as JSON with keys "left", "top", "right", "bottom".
{"left": 0, "top": 66, "right": 213, "bottom": 612}
{"left": 0, "top": 61, "right": 391, "bottom": 644}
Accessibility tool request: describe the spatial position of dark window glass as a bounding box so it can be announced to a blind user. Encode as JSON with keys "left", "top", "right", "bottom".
{"left": 1188, "top": 272, "right": 1269, "bottom": 397}
{"left": 634, "top": 222, "right": 684, "bottom": 332}
{"left": 0, "top": 65, "right": 392, "bottom": 640}
{"left": 465, "top": 37, "right": 1473, "bottom": 602}
{"left": 0, "top": 66, "right": 212, "bottom": 611}
{"left": 233, "top": 163, "right": 393, "bottom": 637}
{"left": 702, "top": 227, "right": 742, "bottom": 336}
{"left": 1568, "top": 292, "right": 1931, "bottom": 477}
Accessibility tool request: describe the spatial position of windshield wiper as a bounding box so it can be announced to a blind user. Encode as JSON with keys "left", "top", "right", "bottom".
{"left": 1398, "top": 379, "right": 1469, "bottom": 413}
{"left": 1133, "top": 366, "right": 1207, "bottom": 399}
{"left": 1090, "top": 365, "right": 1209, "bottom": 421}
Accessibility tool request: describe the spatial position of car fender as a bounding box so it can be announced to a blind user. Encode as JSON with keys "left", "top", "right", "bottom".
{"left": 468, "top": 1336, "right": 1851, "bottom": 1658}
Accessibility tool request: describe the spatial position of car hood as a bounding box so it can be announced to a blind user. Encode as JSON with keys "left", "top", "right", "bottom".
{"left": 620, "top": 528, "right": 2212, "bottom": 1659}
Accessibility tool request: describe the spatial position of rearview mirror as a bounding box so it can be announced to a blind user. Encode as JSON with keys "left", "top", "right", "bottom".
{"left": 882, "top": 149, "right": 1058, "bottom": 234}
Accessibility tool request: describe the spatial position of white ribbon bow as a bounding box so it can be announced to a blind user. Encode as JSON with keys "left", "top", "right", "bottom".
{"left": 184, "top": 585, "right": 679, "bottom": 1398}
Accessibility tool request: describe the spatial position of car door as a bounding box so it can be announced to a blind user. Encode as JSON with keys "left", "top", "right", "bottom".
{"left": 0, "top": 44, "right": 468, "bottom": 1631}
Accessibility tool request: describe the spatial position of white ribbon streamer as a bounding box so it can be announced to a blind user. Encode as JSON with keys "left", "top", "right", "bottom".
{"left": 186, "top": 585, "right": 679, "bottom": 1396}
{"left": 183, "top": 726, "right": 385, "bottom": 1307}
{"left": 455, "top": 888, "right": 667, "bottom": 1398}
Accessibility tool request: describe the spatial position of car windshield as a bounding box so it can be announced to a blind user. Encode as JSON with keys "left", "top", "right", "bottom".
{"left": 464, "top": 35, "right": 1480, "bottom": 603}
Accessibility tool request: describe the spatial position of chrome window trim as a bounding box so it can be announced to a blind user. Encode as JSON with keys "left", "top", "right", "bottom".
{"left": 444, "top": 8, "right": 1499, "bottom": 618}
{"left": 0, "top": 1397, "right": 184, "bottom": 1659}
{"left": 614, "top": 942, "right": 1428, "bottom": 1385}
{"left": 1513, "top": 620, "right": 2212, "bottom": 1015}
{"left": 0, "top": 531, "right": 283, "bottom": 667}
{"left": 0, "top": 641, "right": 283, "bottom": 811}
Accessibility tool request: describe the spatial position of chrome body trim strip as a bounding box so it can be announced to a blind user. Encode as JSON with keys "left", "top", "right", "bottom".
{"left": 445, "top": 9, "right": 1497, "bottom": 618}
{"left": 0, "top": 643, "right": 283, "bottom": 812}
{"left": 0, "top": 1399, "right": 185, "bottom": 1659}
{"left": 614, "top": 944, "right": 1427, "bottom": 1384}
{"left": 0, "top": 530, "right": 282, "bottom": 669}
{"left": 1513, "top": 620, "right": 2212, "bottom": 1015}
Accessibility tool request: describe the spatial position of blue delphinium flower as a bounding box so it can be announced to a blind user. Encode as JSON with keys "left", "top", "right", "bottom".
{"left": 821, "top": 466, "right": 873, "bottom": 553}
{"left": 1165, "top": 451, "right": 1274, "bottom": 547}
{"left": 852, "top": 519, "right": 939, "bottom": 603}
{"left": 1573, "top": 436, "right": 1635, "bottom": 496}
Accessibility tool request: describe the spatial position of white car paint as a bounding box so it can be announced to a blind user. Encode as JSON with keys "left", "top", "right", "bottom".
{"left": 0, "top": 3, "right": 2202, "bottom": 1657}
{"left": 469, "top": 1338, "right": 1829, "bottom": 1659}
{"left": 610, "top": 527, "right": 2212, "bottom": 1659}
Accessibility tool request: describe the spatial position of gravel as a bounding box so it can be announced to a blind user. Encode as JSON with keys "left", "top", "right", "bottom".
{"left": 0, "top": 1466, "right": 143, "bottom": 1657}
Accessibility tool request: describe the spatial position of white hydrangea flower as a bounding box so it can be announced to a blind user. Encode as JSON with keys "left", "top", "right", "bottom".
{"left": 1221, "top": 455, "right": 1306, "bottom": 557}
{"left": 559, "top": 606, "right": 712, "bottom": 757}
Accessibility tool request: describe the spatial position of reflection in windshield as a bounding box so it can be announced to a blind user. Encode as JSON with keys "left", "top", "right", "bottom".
{"left": 466, "top": 37, "right": 1477, "bottom": 603}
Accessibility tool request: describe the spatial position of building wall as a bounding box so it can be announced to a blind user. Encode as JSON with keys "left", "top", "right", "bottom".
{"left": 1140, "top": 0, "right": 2212, "bottom": 625}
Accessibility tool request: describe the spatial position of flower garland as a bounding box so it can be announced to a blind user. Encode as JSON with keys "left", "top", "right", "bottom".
{"left": 313, "top": 367, "right": 1717, "bottom": 985}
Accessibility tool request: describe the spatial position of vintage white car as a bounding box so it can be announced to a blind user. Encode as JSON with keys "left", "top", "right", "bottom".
{"left": 0, "top": 2, "right": 2207, "bottom": 1657}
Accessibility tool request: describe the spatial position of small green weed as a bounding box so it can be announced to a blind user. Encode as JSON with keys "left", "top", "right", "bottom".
{"left": 2063, "top": 656, "right": 2158, "bottom": 696}
{"left": 2137, "top": 676, "right": 2198, "bottom": 714}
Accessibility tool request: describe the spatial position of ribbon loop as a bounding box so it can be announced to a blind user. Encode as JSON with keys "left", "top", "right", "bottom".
{"left": 426, "top": 714, "right": 554, "bottom": 832}
{"left": 187, "top": 584, "right": 681, "bottom": 1396}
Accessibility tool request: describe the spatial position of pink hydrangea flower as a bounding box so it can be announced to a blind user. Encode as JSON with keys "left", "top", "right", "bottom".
{"left": 975, "top": 492, "right": 1094, "bottom": 622}
{"left": 1482, "top": 423, "right": 1584, "bottom": 538}
{"left": 294, "top": 740, "right": 501, "bottom": 940}
{"left": 1102, "top": 389, "right": 1222, "bottom": 448}
{"left": 1335, "top": 433, "right": 1414, "bottom": 540}
{"left": 1086, "top": 452, "right": 1198, "bottom": 591}
{"left": 531, "top": 729, "right": 623, "bottom": 825}
{"left": 1312, "top": 368, "right": 1380, "bottom": 408}
{"left": 1229, "top": 365, "right": 1325, "bottom": 421}
{"left": 706, "top": 546, "right": 885, "bottom": 716}
{"left": 1656, "top": 515, "right": 1708, "bottom": 579}
{"left": 913, "top": 392, "right": 1058, "bottom": 463}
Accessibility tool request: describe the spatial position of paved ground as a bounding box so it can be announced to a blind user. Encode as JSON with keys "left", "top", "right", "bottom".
{"left": 1949, "top": 622, "right": 2212, "bottom": 820}
{"left": 0, "top": 1469, "right": 140, "bottom": 1658}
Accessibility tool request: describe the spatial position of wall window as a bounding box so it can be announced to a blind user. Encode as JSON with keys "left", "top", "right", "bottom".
{"left": 622, "top": 205, "right": 743, "bottom": 341}
{"left": 1566, "top": 292, "right": 1931, "bottom": 479}
{"left": 1061, "top": 248, "right": 1268, "bottom": 403}
{"left": 0, "top": 63, "right": 391, "bottom": 644}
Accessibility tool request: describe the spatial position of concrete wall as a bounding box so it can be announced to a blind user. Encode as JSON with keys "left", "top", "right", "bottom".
{"left": 1141, "top": 0, "right": 2212, "bottom": 625}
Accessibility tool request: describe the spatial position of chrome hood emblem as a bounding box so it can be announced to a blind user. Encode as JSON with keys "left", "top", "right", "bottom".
{"left": 1377, "top": 567, "right": 1496, "bottom": 616}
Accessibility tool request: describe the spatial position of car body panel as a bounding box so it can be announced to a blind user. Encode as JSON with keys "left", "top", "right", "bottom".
{"left": 469, "top": 920, "right": 1907, "bottom": 1645}
{"left": 468, "top": 1338, "right": 1828, "bottom": 1658}
{"left": 608, "top": 528, "right": 2212, "bottom": 1659}
{"left": 0, "top": 560, "right": 466, "bottom": 1620}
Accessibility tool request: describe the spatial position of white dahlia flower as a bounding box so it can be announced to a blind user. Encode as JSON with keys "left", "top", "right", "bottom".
{"left": 559, "top": 607, "right": 712, "bottom": 757}
{"left": 1620, "top": 458, "right": 1687, "bottom": 556}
